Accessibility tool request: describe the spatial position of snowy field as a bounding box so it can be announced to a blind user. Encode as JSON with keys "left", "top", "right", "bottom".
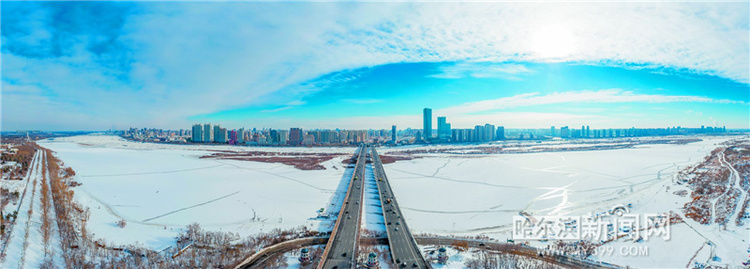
{"left": 38, "top": 135, "right": 352, "bottom": 251}
{"left": 381, "top": 135, "right": 748, "bottom": 268}
{"left": 36, "top": 134, "right": 748, "bottom": 268}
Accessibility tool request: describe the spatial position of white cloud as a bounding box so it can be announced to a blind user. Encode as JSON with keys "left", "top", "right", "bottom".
{"left": 2, "top": 2, "right": 748, "bottom": 130}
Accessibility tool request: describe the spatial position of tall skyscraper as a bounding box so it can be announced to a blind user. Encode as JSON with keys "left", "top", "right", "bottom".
{"left": 392, "top": 125, "right": 397, "bottom": 142}
{"left": 423, "top": 108, "right": 432, "bottom": 141}
{"left": 203, "top": 123, "right": 212, "bottom": 142}
{"left": 551, "top": 126, "right": 556, "bottom": 137}
{"left": 192, "top": 124, "right": 203, "bottom": 142}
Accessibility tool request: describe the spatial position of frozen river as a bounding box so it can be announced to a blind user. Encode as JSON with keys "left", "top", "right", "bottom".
{"left": 38, "top": 134, "right": 744, "bottom": 268}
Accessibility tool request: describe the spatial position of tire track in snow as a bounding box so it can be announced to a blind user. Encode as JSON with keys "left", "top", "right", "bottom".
{"left": 81, "top": 164, "right": 224, "bottom": 177}
{"left": 214, "top": 160, "right": 328, "bottom": 192}
{"left": 16, "top": 150, "right": 44, "bottom": 268}
{"left": 142, "top": 191, "right": 240, "bottom": 222}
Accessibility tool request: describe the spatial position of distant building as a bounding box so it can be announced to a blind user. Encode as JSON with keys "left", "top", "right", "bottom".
{"left": 496, "top": 126, "right": 505, "bottom": 140}
{"left": 423, "top": 108, "right": 432, "bottom": 141}
{"left": 192, "top": 124, "right": 203, "bottom": 142}
{"left": 437, "top": 116, "right": 451, "bottom": 141}
{"left": 392, "top": 125, "right": 397, "bottom": 142}
{"left": 319, "top": 130, "right": 336, "bottom": 144}
{"left": 229, "top": 130, "right": 238, "bottom": 144}
{"left": 483, "top": 123, "right": 495, "bottom": 142}
{"left": 289, "top": 128, "right": 303, "bottom": 145}
{"left": 551, "top": 126, "right": 556, "bottom": 137}
{"left": 237, "top": 128, "right": 244, "bottom": 143}
{"left": 303, "top": 134, "right": 315, "bottom": 145}
{"left": 213, "top": 125, "right": 228, "bottom": 143}
{"left": 203, "top": 123, "right": 213, "bottom": 142}
{"left": 277, "top": 129, "right": 289, "bottom": 144}
{"left": 560, "top": 126, "right": 570, "bottom": 138}
{"left": 473, "top": 125, "right": 483, "bottom": 142}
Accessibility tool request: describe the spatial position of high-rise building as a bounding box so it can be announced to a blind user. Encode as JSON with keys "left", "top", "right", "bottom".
{"left": 474, "top": 125, "right": 483, "bottom": 142}
{"left": 392, "top": 125, "right": 397, "bottom": 142}
{"left": 423, "top": 108, "right": 432, "bottom": 141}
{"left": 229, "top": 130, "right": 238, "bottom": 143}
{"left": 551, "top": 126, "right": 556, "bottom": 137}
{"left": 275, "top": 129, "right": 288, "bottom": 145}
{"left": 237, "top": 128, "right": 244, "bottom": 143}
{"left": 192, "top": 124, "right": 203, "bottom": 142}
{"left": 561, "top": 126, "right": 570, "bottom": 138}
{"left": 203, "top": 123, "right": 213, "bottom": 142}
{"left": 437, "top": 116, "right": 451, "bottom": 140}
{"left": 214, "top": 125, "right": 221, "bottom": 143}
{"left": 303, "top": 134, "right": 315, "bottom": 145}
{"left": 289, "top": 128, "right": 303, "bottom": 145}
{"left": 496, "top": 126, "right": 505, "bottom": 140}
{"left": 484, "top": 123, "right": 495, "bottom": 142}
{"left": 213, "top": 125, "right": 227, "bottom": 143}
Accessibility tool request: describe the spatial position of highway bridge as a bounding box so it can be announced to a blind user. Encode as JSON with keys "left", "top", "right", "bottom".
{"left": 317, "top": 144, "right": 368, "bottom": 269}
{"left": 371, "top": 147, "right": 430, "bottom": 269}
{"left": 236, "top": 145, "right": 620, "bottom": 269}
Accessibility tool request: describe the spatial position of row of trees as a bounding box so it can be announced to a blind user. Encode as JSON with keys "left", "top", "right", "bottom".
{"left": 39, "top": 150, "right": 54, "bottom": 262}
{"left": 45, "top": 148, "right": 90, "bottom": 268}
{"left": 463, "top": 251, "right": 563, "bottom": 269}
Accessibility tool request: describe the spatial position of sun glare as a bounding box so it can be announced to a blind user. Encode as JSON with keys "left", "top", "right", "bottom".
{"left": 530, "top": 25, "right": 577, "bottom": 60}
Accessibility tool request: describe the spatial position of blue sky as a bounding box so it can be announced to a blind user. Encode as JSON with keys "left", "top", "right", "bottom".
{"left": 2, "top": 2, "right": 748, "bottom": 131}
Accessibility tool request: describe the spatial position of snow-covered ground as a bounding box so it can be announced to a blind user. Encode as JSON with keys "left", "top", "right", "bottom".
{"left": 35, "top": 134, "right": 749, "bottom": 268}
{"left": 383, "top": 136, "right": 749, "bottom": 267}
{"left": 38, "top": 135, "right": 353, "bottom": 250}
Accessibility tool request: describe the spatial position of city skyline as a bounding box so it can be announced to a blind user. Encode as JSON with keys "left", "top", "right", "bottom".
{"left": 2, "top": 2, "right": 749, "bottom": 131}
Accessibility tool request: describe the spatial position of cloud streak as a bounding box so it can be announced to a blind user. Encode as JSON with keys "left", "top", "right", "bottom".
{"left": 439, "top": 89, "right": 748, "bottom": 115}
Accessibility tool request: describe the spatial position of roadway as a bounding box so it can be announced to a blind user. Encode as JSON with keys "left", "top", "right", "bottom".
{"left": 235, "top": 235, "right": 621, "bottom": 268}
{"left": 317, "top": 144, "right": 368, "bottom": 269}
{"left": 371, "top": 147, "right": 431, "bottom": 269}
